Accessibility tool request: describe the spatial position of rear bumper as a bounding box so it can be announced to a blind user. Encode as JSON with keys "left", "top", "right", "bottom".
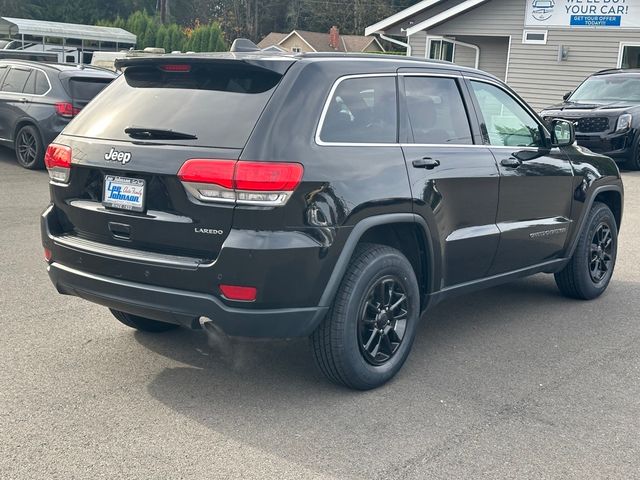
{"left": 47, "top": 262, "right": 327, "bottom": 337}
{"left": 41, "top": 205, "right": 329, "bottom": 338}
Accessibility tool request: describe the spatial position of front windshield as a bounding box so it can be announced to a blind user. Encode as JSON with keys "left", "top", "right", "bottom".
{"left": 569, "top": 74, "right": 640, "bottom": 103}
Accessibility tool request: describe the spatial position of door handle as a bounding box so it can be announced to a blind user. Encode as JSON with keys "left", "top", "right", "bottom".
{"left": 412, "top": 157, "right": 441, "bottom": 169}
{"left": 18, "top": 97, "right": 28, "bottom": 103}
{"left": 500, "top": 157, "right": 522, "bottom": 168}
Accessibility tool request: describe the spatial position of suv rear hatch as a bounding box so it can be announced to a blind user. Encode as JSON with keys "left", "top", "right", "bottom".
{"left": 58, "top": 69, "right": 115, "bottom": 113}
{"left": 50, "top": 56, "right": 294, "bottom": 261}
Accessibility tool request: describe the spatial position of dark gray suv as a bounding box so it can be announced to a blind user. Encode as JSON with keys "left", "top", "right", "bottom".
{"left": 0, "top": 60, "right": 116, "bottom": 169}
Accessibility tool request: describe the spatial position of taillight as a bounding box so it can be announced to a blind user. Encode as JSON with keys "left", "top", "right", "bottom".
{"left": 219, "top": 284, "right": 257, "bottom": 302}
{"left": 44, "top": 247, "right": 52, "bottom": 263}
{"left": 44, "top": 144, "right": 72, "bottom": 183}
{"left": 177, "top": 159, "right": 236, "bottom": 202}
{"left": 178, "top": 159, "right": 303, "bottom": 207}
{"left": 159, "top": 64, "right": 191, "bottom": 72}
{"left": 55, "top": 102, "right": 81, "bottom": 118}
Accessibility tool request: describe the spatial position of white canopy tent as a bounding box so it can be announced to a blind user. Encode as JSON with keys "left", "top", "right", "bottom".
{"left": 0, "top": 17, "right": 136, "bottom": 63}
{"left": 0, "top": 17, "right": 136, "bottom": 44}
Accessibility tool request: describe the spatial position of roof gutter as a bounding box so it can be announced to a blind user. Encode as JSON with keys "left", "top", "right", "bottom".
{"left": 377, "top": 33, "right": 412, "bottom": 57}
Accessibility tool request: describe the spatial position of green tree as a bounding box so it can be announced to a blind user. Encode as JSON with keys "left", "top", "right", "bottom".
{"left": 168, "top": 24, "right": 185, "bottom": 52}
{"left": 156, "top": 24, "right": 167, "bottom": 50}
{"left": 208, "top": 23, "right": 225, "bottom": 51}
{"left": 142, "top": 20, "right": 158, "bottom": 48}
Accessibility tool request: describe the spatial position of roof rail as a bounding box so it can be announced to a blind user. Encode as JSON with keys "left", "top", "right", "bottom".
{"left": 230, "top": 38, "right": 260, "bottom": 53}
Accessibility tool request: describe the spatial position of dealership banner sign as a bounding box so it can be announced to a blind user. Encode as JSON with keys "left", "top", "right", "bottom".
{"left": 525, "top": 0, "right": 639, "bottom": 27}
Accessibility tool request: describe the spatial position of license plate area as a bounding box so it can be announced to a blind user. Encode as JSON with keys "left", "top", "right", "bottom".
{"left": 103, "top": 175, "right": 146, "bottom": 212}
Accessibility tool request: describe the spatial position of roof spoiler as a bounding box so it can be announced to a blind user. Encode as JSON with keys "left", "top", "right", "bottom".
{"left": 114, "top": 55, "right": 295, "bottom": 75}
{"left": 230, "top": 38, "right": 260, "bottom": 53}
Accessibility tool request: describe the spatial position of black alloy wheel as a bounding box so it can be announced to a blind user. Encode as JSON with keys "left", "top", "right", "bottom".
{"left": 358, "top": 276, "right": 408, "bottom": 366}
{"left": 15, "top": 125, "right": 44, "bottom": 170}
{"left": 589, "top": 222, "right": 613, "bottom": 284}
{"left": 555, "top": 202, "right": 617, "bottom": 300}
{"left": 311, "top": 243, "right": 420, "bottom": 390}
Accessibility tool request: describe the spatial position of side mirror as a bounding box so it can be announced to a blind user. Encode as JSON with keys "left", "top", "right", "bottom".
{"left": 550, "top": 119, "right": 575, "bottom": 147}
{"left": 563, "top": 91, "right": 572, "bottom": 101}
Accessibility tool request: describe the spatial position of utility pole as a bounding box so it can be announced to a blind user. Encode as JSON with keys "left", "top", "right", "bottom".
{"left": 157, "top": 0, "right": 170, "bottom": 24}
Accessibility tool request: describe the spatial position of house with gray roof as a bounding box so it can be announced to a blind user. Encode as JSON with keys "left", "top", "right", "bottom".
{"left": 258, "top": 26, "right": 384, "bottom": 54}
{"left": 366, "top": 0, "right": 640, "bottom": 110}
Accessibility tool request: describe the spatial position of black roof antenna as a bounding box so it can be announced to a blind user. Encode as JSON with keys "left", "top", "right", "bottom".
{"left": 230, "top": 38, "right": 260, "bottom": 53}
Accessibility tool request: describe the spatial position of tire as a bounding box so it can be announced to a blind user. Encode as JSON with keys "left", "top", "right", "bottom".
{"left": 555, "top": 202, "right": 618, "bottom": 300}
{"left": 622, "top": 138, "right": 640, "bottom": 171}
{"left": 110, "top": 309, "right": 180, "bottom": 333}
{"left": 15, "top": 125, "right": 44, "bottom": 170}
{"left": 311, "top": 243, "right": 421, "bottom": 390}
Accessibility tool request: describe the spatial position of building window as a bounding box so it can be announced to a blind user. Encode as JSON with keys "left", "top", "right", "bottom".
{"left": 619, "top": 44, "right": 640, "bottom": 69}
{"left": 291, "top": 47, "right": 301, "bottom": 53}
{"left": 427, "top": 38, "right": 454, "bottom": 62}
{"left": 522, "top": 30, "right": 548, "bottom": 44}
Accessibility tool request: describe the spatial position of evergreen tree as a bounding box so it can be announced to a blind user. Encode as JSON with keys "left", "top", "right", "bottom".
{"left": 142, "top": 20, "right": 158, "bottom": 48}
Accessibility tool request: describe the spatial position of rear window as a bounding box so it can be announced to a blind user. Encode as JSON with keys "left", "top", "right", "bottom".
{"left": 68, "top": 77, "right": 111, "bottom": 102}
{"left": 35, "top": 71, "right": 49, "bottom": 95}
{"left": 319, "top": 76, "right": 397, "bottom": 144}
{"left": 63, "top": 62, "right": 283, "bottom": 149}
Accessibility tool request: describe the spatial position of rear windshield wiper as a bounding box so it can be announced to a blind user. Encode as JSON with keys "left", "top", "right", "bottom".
{"left": 124, "top": 127, "right": 198, "bottom": 140}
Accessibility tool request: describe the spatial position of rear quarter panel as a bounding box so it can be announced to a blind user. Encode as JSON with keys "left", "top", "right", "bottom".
{"left": 238, "top": 60, "right": 414, "bottom": 305}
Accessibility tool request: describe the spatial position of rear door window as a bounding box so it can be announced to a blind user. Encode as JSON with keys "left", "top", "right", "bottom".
{"left": 319, "top": 76, "right": 397, "bottom": 144}
{"left": 404, "top": 76, "right": 473, "bottom": 145}
{"left": 68, "top": 77, "right": 111, "bottom": 103}
{"left": 22, "top": 69, "right": 36, "bottom": 94}
{"left": 2, "top": 68, "right": 31, "bottom": 93}
{"left": 63, "top": 62, "right": 284, "bottom": 149}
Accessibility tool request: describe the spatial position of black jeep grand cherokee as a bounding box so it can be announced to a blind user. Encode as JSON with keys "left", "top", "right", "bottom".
{"left": 41, "top": 52, "right": 623, "bottom": 389}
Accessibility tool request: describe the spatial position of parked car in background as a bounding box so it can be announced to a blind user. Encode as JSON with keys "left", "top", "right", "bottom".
{"left": 0, "top": 50, "right": 58, "bottom": 62}
{"left": 0, "top": 60, "right": 117, "bottom": 169}
{"left": 541, "top": 69, "right": 640, "bottom": 170}
{"left": 41, "top": 51, "right": 622, "bottom": 389}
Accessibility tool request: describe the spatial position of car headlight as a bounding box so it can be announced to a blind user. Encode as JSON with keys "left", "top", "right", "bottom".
{"left": 615, "top": 113, "right": 632, "bottom": 132}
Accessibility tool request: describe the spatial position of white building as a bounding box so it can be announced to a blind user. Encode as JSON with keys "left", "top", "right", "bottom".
{"left": 366, "top": 0, "right": 640, "bottom": 110}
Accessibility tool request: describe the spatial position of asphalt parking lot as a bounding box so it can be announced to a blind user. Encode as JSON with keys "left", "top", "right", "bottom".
{"left": 1, "top": 147, "right": 639, "bottom": 480}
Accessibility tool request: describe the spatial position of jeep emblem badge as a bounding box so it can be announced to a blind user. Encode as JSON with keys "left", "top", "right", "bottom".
{"left": 104, "top": 147, "right": 132, "bottom": 165}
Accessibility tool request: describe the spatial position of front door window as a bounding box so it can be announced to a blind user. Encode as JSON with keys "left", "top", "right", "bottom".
{"left": 470, "top": 81, "right": 543, "bottom": 147}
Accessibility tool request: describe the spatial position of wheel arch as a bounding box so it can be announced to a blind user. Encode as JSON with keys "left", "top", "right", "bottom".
{"left": 594, "top": 189, "right": 622, "bottom": 231}
{"left": 566, "top": 184, "right": 623, "bottom": 259}
{"left": 318, "top": 214, "right": 438, "bottom": 311}
{"left": 14, "top": 118, "right": 43, "bottom": 144}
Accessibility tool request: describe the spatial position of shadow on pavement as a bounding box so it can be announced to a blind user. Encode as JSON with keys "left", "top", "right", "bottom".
{"left": 132, "top": 273, "right": 630, "bottom": 478}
